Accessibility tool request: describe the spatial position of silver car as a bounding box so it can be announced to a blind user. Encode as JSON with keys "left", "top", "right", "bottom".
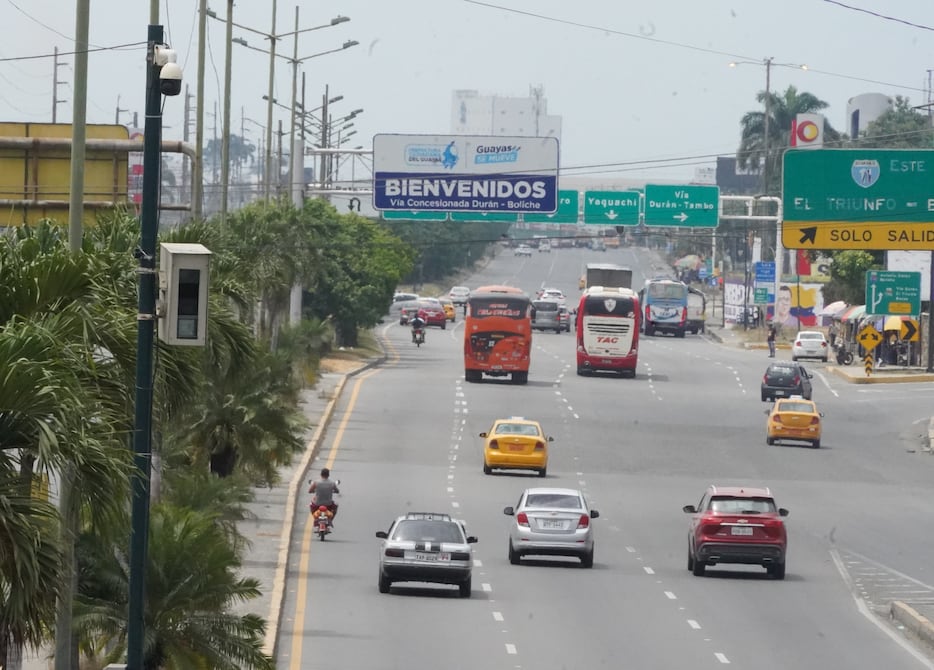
{"left": 504, "top": 488, "right": 599, "bottom": 568}
{"left": 375, "top": 512, "right": 477, "bottom": 597}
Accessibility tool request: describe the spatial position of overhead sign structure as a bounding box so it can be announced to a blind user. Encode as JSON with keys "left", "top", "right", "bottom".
{"left": 643, "top": 184, "right": 719, "bottom": 227}
{"left": 449, "top": 211, "right": 518, "bottom": 222}
{"left": 381, "top": 210, "right": 448, "bottom": 221}
{"left": 865, "top": 270, "right": 921, "bottom": 315}
{"left": 524, "top": 190, "right": 579, "bottom": 224}
{"left": 372, "top": 134, "right": 559, "bottom": 214}
{"left": 582, "top": 190, "right": 640, "bottom": 225}
{"left": 783, "top": 149, "right": 934, "bottom": 250}
{"left": 857, "top": 324, "right": 883, "bottom": 352}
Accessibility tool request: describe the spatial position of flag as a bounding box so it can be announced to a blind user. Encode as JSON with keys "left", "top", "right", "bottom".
{"left": 791, "top": 113, "right": 824, "bottom": 149}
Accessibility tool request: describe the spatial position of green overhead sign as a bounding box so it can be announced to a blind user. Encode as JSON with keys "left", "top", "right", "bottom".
{"left": 865, "top": 270, "right": 921, "bottom": 315}
{"left": 449, "top": 211, "right": 518, "bottom": 222}
{"left": 644, "top": 184, "right": 719, "bottom": 227}
{"left": 381, "top": 210, "right": 448, "bottom": 221}
{"left": 583, "top": 190, "right": 640, "bottom": 225}
{"left": 524, "top": 190, "right": 579, "bottom": 224}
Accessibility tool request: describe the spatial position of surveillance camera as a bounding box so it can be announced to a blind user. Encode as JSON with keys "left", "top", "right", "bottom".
{"left": 159, "top": 61, "right": 182, "bottom": 96}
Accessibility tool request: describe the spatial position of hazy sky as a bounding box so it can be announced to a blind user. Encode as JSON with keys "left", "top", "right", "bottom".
{"left": 1, "top": 0, "right": 930, "bottom": 182}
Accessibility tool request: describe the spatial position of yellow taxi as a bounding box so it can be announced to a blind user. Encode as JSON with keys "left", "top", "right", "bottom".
{"left": 766, "top": 396, "right": 823, "bottom": 448}
{"left": 480, "top": 417, "right": 552, "bottom": 476}
{"left": 437, "top": 296, "right": 456, "bottom": 322}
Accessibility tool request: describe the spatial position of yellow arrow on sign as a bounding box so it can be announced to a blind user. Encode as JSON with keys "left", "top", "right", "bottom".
{"left": 782, "top": 221, "right": 934, "bottom": 250}
{"left": 901, "top": 319, "right": 920, "bottom": 342}
{"left": 857, "top": 324, "right": 883, "bottom": 352}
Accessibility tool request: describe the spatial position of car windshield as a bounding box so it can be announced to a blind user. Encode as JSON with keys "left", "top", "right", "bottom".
{"left": 391, "top": 520, "right": 464, "bottom": 543}
{"left": 777, "top": 401, "right": 814, "bottom": 413}
{"left": 494, "top": 423, "right": 541, "bottom": 436}
{"left": 709, "top": 497, "right": 777, "bottom": 514}
{"left": 525, "top": 493, "right": 582, "bottom": 509}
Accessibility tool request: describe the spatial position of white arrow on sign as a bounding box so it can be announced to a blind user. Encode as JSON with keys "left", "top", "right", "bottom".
{"left": 673, "top": 213, "right": 688, "bottom": 222}
{"left": 605, "top": 210, "right": 618, "bottom": 220}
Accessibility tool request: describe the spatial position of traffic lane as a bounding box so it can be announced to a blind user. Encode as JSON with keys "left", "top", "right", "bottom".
{"left": 574, "top": 471, "right": 932, "bottom": 670}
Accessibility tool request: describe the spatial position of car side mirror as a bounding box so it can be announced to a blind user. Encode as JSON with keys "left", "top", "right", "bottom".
{"left": 466, "top": 536, "right": 478, "bottom": 544}
{"left": 503, "top": 506, "right": 515, "bottom": 516}
{"left": 375, "top": 531, "right": 388, "bottom": 539}
{"left": 683, "top": 505, "right": 697, "bottom": 513}
{"left": 590, "top": 510, "right": 600, "bottom": 519}
{"left": 479, "top": 432, "right": 488, "bottom": 438}
{"left": 819, "top": 412, "right": 824, "bottom": 417}
{"left": 547, "top": 436, "right": 554, "bottom": 442}
{"left": 778, "top": 508, "right": 789, "bottom": 517}
{"left": 764, "top": 409, "right": 771, "bottom": 415}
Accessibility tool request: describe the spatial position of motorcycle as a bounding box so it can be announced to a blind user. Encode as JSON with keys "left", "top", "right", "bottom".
{"left": 412, "top": 327, "right": 425, "bottom": 347}
{"left": 312, "top": 505, "right": 333, "bottom": 540}
{"left": 834, "top": 342, "right": 854, "bottom": 366}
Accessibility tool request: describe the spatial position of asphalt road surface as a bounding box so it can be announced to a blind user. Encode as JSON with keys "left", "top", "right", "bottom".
{"left": 277, "top": 245, "right": 934, "bottom": 670}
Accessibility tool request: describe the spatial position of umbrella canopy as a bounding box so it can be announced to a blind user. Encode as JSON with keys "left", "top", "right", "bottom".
{"left": 841, "top": 305, "right": 866, "bottom": 322}
{"left": 674, "top": 254, "right": 701, "bottom": 270}
{"left": 884, "top": 315, "right": 908, "bottom": 332}
{"left": 819, "top": 300, "right": 848, "bottom": 317}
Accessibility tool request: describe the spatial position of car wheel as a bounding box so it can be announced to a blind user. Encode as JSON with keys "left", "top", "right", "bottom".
{"left": 792, "top": 356, "right": 798, "bottom": 361}
{"left": 766, "top": 436, "right": 774, "bottom": 445}
{"left": 761, "top": 393, "right": 768, "bottom": 402}
{"left": 538, "top": 467, "right": 547, "bottom": 478}
{"left": 555, "top": 328, "right": 561, "bottom": 334}
{"left": 483, "top": 462, "right": 492, "bottom": 475}
{"left": 577, "top": 367, "right": 590, "bottom": 376}
{"left": 581, "top": 546, "right": 594, "bottom": 569}
{"left": 459, "top": 576, "right": 472, "bottom": 598}
{"left": 805, "top": 391, "right": 812, "bottom": 400}
{"left": 399, "top": 319, "right": 405, "bottom": 326}
{"left": 822, "top": 357, "right": 828, "bottom": 363}
{"left": 812, "top": 439, "right": 820, "bottom": 449}
{"left": 508, "top": 540, "right": 521, "bottom": 565}
{"left": 768, "top": 562, "right": 786, "bottom": 580}
{"left": 378, "top": 572, "right": 391, "bottom": 594}
{"left": 692, "top": 558, "right": 706, "bottom": 577}
{"left": 441, "top": 321, "right": 446, "bottom": 330}
{"left": 687, "top": 545, "right": 694, "bottom": 571}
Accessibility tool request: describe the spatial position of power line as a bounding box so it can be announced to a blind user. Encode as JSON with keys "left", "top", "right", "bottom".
{"left": 0, "top": 42, "right": 146, "bottom": 63}
{"left": 822, "top": 0, "right": 934, "bottom": 32}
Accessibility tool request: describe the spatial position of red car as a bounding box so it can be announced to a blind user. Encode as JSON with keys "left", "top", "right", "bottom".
{"left": 416, "top": 299, "right": 447, "bottom": 329}
{"left": 683, "top": 485, "right": 788, "bottom": 580}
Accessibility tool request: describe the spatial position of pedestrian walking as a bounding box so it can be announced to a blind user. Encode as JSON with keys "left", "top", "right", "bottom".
{"left": 767, "top": 324, "right": 776, "bottom": 358}
{"left": 828, "top": 321, "right": 838, "bottom": 348}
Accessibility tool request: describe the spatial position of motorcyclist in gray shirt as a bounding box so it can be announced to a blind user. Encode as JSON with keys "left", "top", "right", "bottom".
{"left": 308, "top": 467, "right": 340, "bottom": 521}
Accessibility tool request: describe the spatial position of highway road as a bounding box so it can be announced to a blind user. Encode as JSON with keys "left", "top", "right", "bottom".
{"left": 277, "top": 244, "right": 934, "bottom": 670}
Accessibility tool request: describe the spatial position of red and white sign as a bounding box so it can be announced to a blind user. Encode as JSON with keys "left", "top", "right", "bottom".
{"left": 790, "top": 113, "right": 824, "bottom": 149}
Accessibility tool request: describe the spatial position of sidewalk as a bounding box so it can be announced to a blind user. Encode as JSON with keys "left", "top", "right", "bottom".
{"left": 18, "top": 357, "right": 382, "bottom": 670}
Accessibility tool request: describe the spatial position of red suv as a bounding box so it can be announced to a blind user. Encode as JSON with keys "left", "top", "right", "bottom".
{"left": 683, "top": 485, "right": 789, "bottom": 580}
{"left": 416, "top": 298, "right": 447, "bottom": 329}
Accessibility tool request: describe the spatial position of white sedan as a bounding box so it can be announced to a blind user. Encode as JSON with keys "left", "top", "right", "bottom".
{"left": 791, "top": 331, "right": 829, "bottom": 362}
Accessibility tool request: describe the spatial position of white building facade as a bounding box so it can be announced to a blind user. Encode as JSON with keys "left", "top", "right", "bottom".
{"left": 451, "top": 86, "right": 562, "bottom": 140}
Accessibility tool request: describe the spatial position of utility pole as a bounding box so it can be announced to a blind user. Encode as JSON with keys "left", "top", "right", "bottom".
{"left": 288, "top": 5, "right": 300, "bottom": 197}
{"left": 220, "top": 0, "right": 234, "bottom": 226}
{"left": 52, "top": 46, "right": 68, "bottom": 123}
{"left": 319, "top": 85, "right": 330, "bottom": 197}
{"left": 194, "top": 0, "right": 207, "bottom": 220}
{"left": 181, "top": 86, "right": 192, "bottom": 204}
{"left": 265, "top": 0, "right": 278, "bottom": 201}
{"left": 762, "top": 57, "right": 773, "bottom": 196}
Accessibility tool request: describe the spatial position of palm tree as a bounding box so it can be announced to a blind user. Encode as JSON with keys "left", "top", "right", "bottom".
{"left": 75, "top": 503, "right": 274, "bottom": 670}
{"left": 737, "top": 85, "right": 842, "bottom": 194}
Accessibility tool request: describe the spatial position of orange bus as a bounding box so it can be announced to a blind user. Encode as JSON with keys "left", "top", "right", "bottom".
{"left": 464, "top": 285, "right": 532, "bottom": 384}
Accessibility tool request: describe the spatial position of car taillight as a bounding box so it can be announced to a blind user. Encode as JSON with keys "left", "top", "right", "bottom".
{"left": 809, "top": 416, "right": 820, "bottom": 425}
{"left": 793, "top": 375, "right": 801, "bottom": 386}
{"left": 385, "top": 548, "right": 404, "bottom": 557}
{"left": 534, "top": 441, "right": 545, "bottom": 450}
{"left": 763, "top": 374, "right": 768, "bottom": 384}
{"left": 645, "top": 306, "right": 651, "bottom": 321}
{"left": 680, "top": 307, "right": 687, "bottom": 324}
{"left": 577, "top": 515, "right": 590, "bottom": 529}
{"left": 820, "top": 342, "right": 827, "bottom": 348}
{"left": 489, "top": 440, "right": 499, "bottom": 450}
{"left": 517, "top": 512, "right": 529, "bottom": 527}
{"left": 451, "top": 551, "right": 471, "bottom": 561}
{"left": 762, "top": 520, "right": 785, "bottom": 539}
{"left": 773, "top": 414, "right": 783, "bottom": 423}
{"left": 794, "top": 340, "right": 801, "bottom": 347}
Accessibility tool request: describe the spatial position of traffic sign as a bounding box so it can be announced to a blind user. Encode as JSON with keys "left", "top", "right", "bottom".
{"left": 864, "top": 353, "right": 873, "bottom": 377}
{"left": 865, "top": 270, "right": 921, "bottom": 315}
{"left": 524, "top": 190, "right": 579, "bottom": 224}
{"left": 782, "top": 149, "right": 934, "bottom": 249}
{"left": 857, "top": 324, "right": 883, "bottom": 352}
{"left": 753, "top": 287, "right": 768, "bottom": 304}
{"left": 582, "top": 190, "right": 640, "bottom": 225}
{"left": 901, "top": 319, "right": 920, "bottom": 342}
{"left": 643, "top": 184, "right": 719, "bottom": 227}
{"left": 382, "top": 210, "right": 448, "bottom": 221}
{"left": 449, "top": 211, "right": 518, "bottom": 222}
{"left": 754, "top": 261, "right": 775, "bottom": 283}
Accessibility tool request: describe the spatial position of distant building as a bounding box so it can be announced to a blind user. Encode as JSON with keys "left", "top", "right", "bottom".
{"left": 847, "top": 93, "right": 894, "bottom": 138}
{"left": 715, "top": 156, "right": 761, "bottom": 195}
{"left": 451, "top": 86, "right": 562, "bottom": 140}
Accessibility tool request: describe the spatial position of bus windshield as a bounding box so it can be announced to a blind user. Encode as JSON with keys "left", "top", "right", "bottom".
{"left": 469, "top": 298, "right": 528, "bottom": 320}
{"left": 647, "top": 283, "right": 687, "bottom": 301}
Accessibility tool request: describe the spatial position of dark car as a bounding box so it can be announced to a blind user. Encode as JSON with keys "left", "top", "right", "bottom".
{"left": 761, "top": 361, "right": 812, "bottom": 402}
{"left": 557, "top": 305, "right": 571, "bottom": 332}
{"left": 398, "top": 300, "right": 421, "bottom": 325}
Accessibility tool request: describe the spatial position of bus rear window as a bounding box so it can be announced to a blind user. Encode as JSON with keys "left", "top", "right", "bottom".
{"left": 581, "top": 296, "right": 635, "bottom": 317}
{"left": 469, "top": 298, "right": 528, "bottom": 319}
{"left": 647, "top": 283, "right": 687, "bottom": 300}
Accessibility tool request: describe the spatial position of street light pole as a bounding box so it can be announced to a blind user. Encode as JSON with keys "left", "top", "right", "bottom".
{"left": 265, "top": 0, "right": 277, "bottom": 200}
{"left": 762, "top": 57, "right": 773, "bottom": 196}
{"left": 221, "top": 0, "right": 234, "bottom": 226}
{"left": 194, "top": 0, "right": 207, "bottom": 220}
{"left": 127, "top": 24, "right": 164, "bottom": 670}
{"left": 288, "top": 5, "right": 300, "bottom": 201}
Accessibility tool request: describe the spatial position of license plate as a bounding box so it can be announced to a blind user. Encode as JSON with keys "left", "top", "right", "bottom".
{"left": 540, "top": 519, "right": 564, "bottom": 530}
{"left": 774, "top": 390, "right": 785, "bottom": 396}
{"left": 508, "top": 444, "right": 525, "bottom": 451}
{"left": 730, "top": 526, "right": 753, "bottom": 536}
{"left": 409, "top": 552, "right": 451, "bottom": 561}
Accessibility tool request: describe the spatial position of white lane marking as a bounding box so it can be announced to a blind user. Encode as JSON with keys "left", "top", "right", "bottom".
{"left": 447, "top": 474, "right": 454, "bottom": 479}
{"left": 473, "top": 559, "right": 483, "bottom": 567}
{"left": 554, "top": 391, "right": 562, "bottom": 396}
{"left": 447, "top": 487, "right": 454, "bottom": 493}
{"left": 715, "top": 652, "right": 730, "bottom": 664}
{"left": 451, "top": 501, "right": 460, "bottom": 508}
{"left": 643, "top": 567, "right": 655, "bottom": 575}
{"left": 626, "top": 546, "right": 636, "bottom": 553}
{"left": 665, "top": 591, "right": 677, "bottom": 600}
{"left": 830, "top": 549, "right": 934, "bottom": 669}
{"left": 573, "top": 413, "right": 579, "bottom": 419}
{"left": 505, "top": 643, "right": 517, "bottom": 655}
{"left": 576, "top": 472, "right": 584, "bottom": 476}
{"left": 578, "top": 480, "right": 586, "bottom": 486}
{"left": 482, "top": 583, "right": 492, "bottom": 592}
{"left": 688, "top": 619, "right": 701, "bottom": 629}
{"left": 493, "top": 611, "right": 504, "bottom": 622}
{"left": 567, "top": 406, "right": 573, "bottom": 411}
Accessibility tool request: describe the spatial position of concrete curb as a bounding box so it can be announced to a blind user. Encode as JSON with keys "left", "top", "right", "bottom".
{"left": 891, "top": 601, "right": 934, "bottom": 647}
{"left": 262, "top": 351, "right": 386, "bottom": 659}
{"left": 826, "top": 367, "right": 934, "bottom": 384}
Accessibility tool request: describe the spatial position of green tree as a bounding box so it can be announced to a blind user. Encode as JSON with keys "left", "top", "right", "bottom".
{"left": 737, "top": 85, "right": 842, "bottom": 195}
{"left": 858, "top": 96, "right": 934, "bottom": 148}
{"left": 75, "top": 504, "right": 273, "bottom": 670}
{"left": 821, "top": 250, "right": 882, "bottom": 305}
